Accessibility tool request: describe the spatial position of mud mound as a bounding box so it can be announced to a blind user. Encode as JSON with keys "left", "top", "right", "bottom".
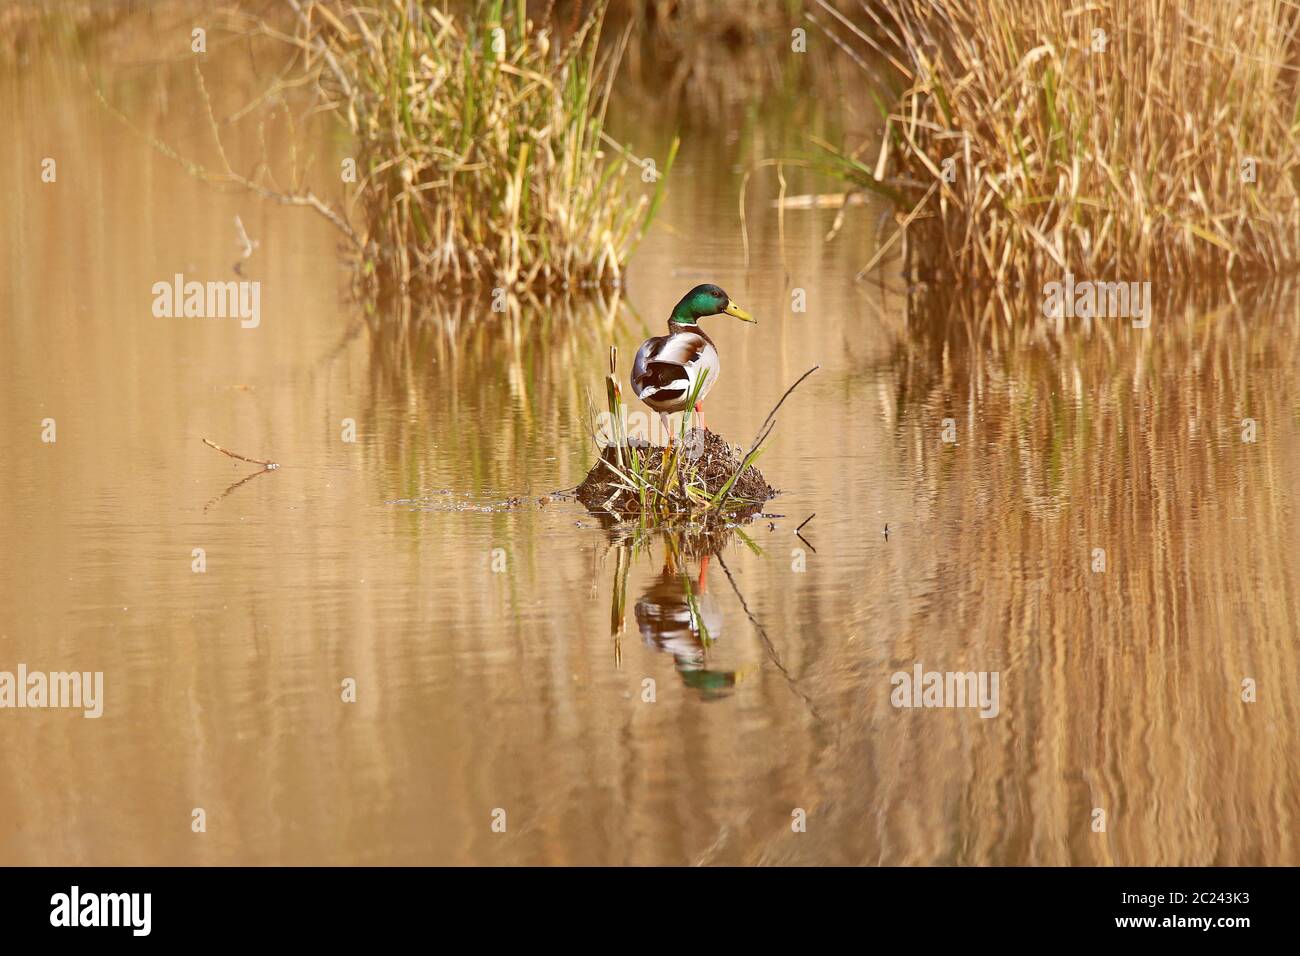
{"left": 576, "top": 428, "right": 777, "bottom": 515}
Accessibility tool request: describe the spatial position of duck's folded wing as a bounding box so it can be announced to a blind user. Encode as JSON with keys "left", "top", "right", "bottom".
{"left": 634, "top": 359, "right": 690, "bottom": 401}
{"left": 631, "top": 333, "right": 707, "bottom": 400}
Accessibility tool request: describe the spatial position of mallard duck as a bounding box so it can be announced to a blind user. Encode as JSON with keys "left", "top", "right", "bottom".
{"left": 631, "top": 284, "right": 755, "bottom": 444}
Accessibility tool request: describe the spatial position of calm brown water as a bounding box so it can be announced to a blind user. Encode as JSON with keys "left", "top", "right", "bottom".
{"left": 2, "top": 23, "right": 1298, "bottom": 866}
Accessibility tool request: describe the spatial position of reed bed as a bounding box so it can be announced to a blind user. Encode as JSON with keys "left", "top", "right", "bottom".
{"left": 812, "top": 0, "right": 1300, "bottom": 283}
{"left": 297, "top": 0, "right": 674, "bottom": 295}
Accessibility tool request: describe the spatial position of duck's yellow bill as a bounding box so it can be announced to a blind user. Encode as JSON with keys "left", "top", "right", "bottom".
{"left": 724, "top": 300, "right": 756, "bottom": 323}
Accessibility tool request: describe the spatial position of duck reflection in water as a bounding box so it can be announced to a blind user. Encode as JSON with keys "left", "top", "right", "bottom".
{"left": 633, "top": 549, "right": 739, "bottom": 700}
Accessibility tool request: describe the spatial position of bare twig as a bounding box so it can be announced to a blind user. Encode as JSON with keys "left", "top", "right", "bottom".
{"left": 701, "top": 365, "right": 820, "bottom": 512}
{"left": 203, "top": 438, "right": 279, "bottom": 469}
{"left": 234, "top": 215, "right": 259, "bottom": 260}
{"left": 746, "top": 365, "right": 821, "bottom": 451}
{"left": 795, "top": 512, "right": 816, "bottom": 552}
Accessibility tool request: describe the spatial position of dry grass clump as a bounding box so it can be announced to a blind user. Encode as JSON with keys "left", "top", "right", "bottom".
{"left": 577, "top": 428, "right": 778, "bottom": 516}
{"left": 298, "top": 0, "right": 674, "bottom": 295}
{"left": 812, "top": 0, "right": 1300, "bottom": 283}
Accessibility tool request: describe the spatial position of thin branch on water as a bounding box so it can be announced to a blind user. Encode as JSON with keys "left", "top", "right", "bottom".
{"left": 203, "top": 438, "right": 280, "bottom": 469}
{"left": 744, "top": 364, "right": 821, "bottom": 454}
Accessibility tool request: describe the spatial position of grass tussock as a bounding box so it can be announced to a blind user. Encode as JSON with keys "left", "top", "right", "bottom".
{"left": 814, "top": 0, "right": 1300, "bottom": 282}
{"left": 300, "top": 0, "right": 675, "bottom": 295}
{"left": 577, "top": 427, "right": 778, "bottom": 518}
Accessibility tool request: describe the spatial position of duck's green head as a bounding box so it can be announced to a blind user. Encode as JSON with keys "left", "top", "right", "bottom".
{"left": 669, "top": 284, "right": 755, "bottom": 326}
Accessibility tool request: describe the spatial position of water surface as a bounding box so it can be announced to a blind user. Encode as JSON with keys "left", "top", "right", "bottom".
{"left": 1, "top": 25, "right": 1297, "bottom": 866}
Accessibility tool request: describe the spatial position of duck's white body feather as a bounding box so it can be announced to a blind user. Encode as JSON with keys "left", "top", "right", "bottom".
{"left": 630, "top": 326, "right": 720, "bottom": 413}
